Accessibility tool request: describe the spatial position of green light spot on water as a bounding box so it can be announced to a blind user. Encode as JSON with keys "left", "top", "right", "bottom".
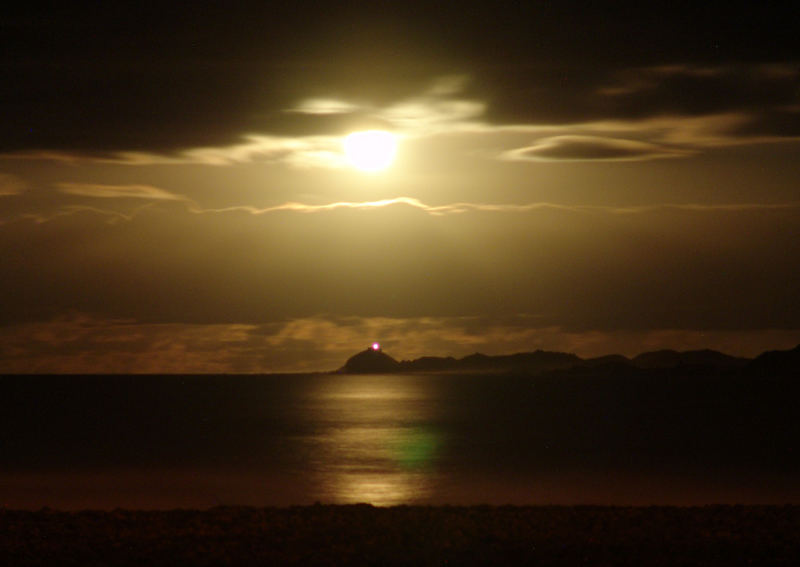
{"left": 395, "top": 427, "right": 440, "bottom": 469}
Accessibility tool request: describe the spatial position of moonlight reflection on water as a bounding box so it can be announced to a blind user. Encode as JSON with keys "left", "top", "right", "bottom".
{"left": 303, "top": 374, "right": 444, "bottom": 505}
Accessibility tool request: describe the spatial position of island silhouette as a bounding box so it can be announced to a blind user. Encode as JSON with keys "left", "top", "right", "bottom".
{"left": 339, "top": 346, "right": 401, "bottom": 373}
{"left": 338, "top": 343, "right": 800, "bottom": 375}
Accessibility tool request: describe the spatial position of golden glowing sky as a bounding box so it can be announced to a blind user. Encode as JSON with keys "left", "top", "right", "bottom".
{"left": 2, "top": 4, "right": 800, "bottom": 372}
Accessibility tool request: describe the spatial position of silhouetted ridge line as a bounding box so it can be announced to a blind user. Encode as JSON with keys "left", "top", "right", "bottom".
{"left": 747, "top": 343, "right": 800, "bottom": 374}
{"left": 631, "top": 349, "right": 749, "bottom": 369}
{"left": 336, "top": 345, "right": 800, "bottom": 375}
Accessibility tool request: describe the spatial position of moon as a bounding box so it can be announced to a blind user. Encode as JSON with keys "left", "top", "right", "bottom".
{"left": 343, "top": 130, "right": 397, "bottom": 172}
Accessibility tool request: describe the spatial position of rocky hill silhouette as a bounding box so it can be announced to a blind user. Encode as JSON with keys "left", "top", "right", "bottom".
{"left": 339, "top": 347, "right": 400, "bottom": 373}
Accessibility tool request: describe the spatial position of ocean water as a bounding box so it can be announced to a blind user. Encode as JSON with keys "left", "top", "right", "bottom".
{"left": 2, "top": 372, "right": 798, "bottom": 509}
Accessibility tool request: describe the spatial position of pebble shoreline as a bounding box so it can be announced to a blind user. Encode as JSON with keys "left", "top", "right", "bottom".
{"left": 2, "top": 504, "right": 799, "bottom": 565}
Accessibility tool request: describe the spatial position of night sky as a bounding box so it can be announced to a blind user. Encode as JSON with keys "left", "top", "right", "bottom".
{"left": 2, "top": 3, "right": 800, "bottom": 372}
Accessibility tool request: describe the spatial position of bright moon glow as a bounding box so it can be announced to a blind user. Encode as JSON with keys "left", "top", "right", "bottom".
{"left": 372, "top": 342, "right": 380, "bottom": 351}
{"left": 343, "top": 130, "right": 397, "bottom": 172}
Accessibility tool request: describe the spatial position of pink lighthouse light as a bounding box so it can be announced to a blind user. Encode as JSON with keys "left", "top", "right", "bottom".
{"left": 371, "top": 342, "right": 380, "bottom": 351}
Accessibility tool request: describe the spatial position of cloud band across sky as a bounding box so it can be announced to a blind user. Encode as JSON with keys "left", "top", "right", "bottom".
{"left": 2, "top": 62, "right": 799, "bottom": 170}
{"left": 2, "top": 198, "right": 798, "bottom": 338}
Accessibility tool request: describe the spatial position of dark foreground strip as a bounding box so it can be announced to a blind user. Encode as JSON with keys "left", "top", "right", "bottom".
{"left": 2, "top": 505, "right": 798, "bottom": 566}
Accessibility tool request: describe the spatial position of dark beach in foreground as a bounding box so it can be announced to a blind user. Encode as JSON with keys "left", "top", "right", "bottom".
{"left": 3, "top": 505, "right": 799, "bottom": 566}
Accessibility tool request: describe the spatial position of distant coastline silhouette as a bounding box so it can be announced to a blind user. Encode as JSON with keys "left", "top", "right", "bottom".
{"left": 337, "top": 343, "right": 800, "bottom": 375}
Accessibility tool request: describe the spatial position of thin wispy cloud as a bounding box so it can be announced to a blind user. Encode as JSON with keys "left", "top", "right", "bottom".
{"left": 13, "top": 205, "right": 148, "bottom": 225}
{"left": 0, "top": 173, "right": 26, "bottom": 196}
{"left": 57, "top": 182, "right": 188, "bottom": 201}
{"left": 288, "top": 98, "right": 361, "bottom": 115}
{"left": 8, "top": 195, "right": 800, "bottom": 225}
{"left": 14, "top": 136, "right": 348, "bottom": 168}
{"left": 378, "top": 76, "right": 485, "bottom": 134}
{"left": 189, "top": 197, "right": 800, "bottom": 217}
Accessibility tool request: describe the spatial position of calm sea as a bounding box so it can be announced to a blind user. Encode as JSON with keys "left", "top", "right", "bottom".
{"left": 2, "top": 372, "right": 798, "bottom": 509}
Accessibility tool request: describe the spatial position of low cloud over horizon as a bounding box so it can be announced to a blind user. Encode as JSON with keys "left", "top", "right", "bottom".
{"left": 2, "top": 312, "right": 799, "bottom": 374}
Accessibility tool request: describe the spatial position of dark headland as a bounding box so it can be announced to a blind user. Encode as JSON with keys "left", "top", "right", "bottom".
{"left": 337, "top": 343, "right": 800, "bottom": 375}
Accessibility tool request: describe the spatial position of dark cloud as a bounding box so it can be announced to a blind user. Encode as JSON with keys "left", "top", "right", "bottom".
{"left": 0, "top": 61, "right": 263, "bottom": 154}
{"left": 505, "top": 136, "right": 690, "bottom": 162}
{"left": 727, "top": 108, "right": 800, "bottom": 139}
{"left": 473, "top": 63, "right": 800, "bottom": 133}
{"left": 595, "top": 64, "right": 800, "bottom": 119}
{"left": 2, "top": 4, "right": 799, "bottom": 155}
